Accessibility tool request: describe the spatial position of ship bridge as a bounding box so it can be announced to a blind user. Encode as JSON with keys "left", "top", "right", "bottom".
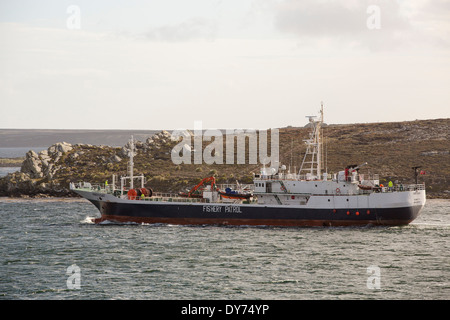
{"left": 252, "top": 103, "right": 425, "bottom": 206}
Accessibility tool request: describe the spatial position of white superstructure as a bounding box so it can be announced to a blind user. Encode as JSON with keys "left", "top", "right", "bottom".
{"left": 253, "top": 103, "right": 426, "bottom": 210}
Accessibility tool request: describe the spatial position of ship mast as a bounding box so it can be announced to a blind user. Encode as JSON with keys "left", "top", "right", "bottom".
{"left": 129, "top": 135, "right": 134, "bottom": 190}
{"left": 317, "top": 103, "right": 323, "bottom": 177}
{"left": 299, "top": 102, "right": 324, "bottom": 180}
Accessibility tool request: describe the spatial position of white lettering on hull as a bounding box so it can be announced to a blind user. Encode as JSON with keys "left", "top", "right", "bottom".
{"left": 202, "top": 205, "right": 242, "bottom": 213}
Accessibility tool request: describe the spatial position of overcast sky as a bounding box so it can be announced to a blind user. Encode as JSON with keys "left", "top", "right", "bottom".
{"left": 1, "top": 0, "right": 449, "bottom": 130}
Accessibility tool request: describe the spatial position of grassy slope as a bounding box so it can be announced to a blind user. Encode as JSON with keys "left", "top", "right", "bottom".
{"left": 1, "top": 118, "right": 448, "bottom": 198}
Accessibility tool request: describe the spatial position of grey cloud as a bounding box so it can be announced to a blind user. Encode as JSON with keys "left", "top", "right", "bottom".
{"left": 274, "top": 1, "right": 366, "bottom": 36}
{"left": 145, "top": 17, "right": 217, "bottom": 42}
{"left": 270, "top": 0, "right": 413, "bottom": 50}
{"left": 408, "top": 0, "right": 450, "bottom": 47}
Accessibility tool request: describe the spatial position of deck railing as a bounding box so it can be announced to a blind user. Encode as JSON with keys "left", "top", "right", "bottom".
{"left": 71, "top": 181, "right": 425, "bottom": 203}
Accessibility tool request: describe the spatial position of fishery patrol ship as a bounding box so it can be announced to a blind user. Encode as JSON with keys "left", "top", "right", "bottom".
{"left": 71, "top": 105, "right": 426, "bottom": 226}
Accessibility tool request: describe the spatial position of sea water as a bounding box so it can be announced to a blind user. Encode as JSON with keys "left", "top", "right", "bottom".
{"left": 0, "top": 198, "right": 448, "bottom": 300}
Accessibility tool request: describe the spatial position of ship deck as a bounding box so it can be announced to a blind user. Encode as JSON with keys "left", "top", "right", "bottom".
{"left": 71, "top": 182, "right": 425, "bottom": 205}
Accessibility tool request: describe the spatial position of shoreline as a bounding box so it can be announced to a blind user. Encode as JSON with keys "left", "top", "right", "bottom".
{"left": 0, "top": 158, "right": 24, "bottom": 167}
{"left": 0, "top": 196, "right": 87, "bottom": 202}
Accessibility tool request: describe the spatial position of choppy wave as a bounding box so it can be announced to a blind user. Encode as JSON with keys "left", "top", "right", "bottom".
{"left": 0, "top": 198, "right": 448, "bottom": 299}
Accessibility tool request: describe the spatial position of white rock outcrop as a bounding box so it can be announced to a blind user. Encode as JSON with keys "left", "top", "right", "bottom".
{"left": 21, "top": 150, "right": 43, "bottom": 179}
{"left": 21, "top": 142, "right": 73, "bottom": 179}
{"left": 48, "top": 142, "right": 73, "bottom": 155}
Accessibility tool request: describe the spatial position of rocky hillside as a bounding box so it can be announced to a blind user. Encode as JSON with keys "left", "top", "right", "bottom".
{"left": 0, "top": 118, "right": 448, "bottom": 198}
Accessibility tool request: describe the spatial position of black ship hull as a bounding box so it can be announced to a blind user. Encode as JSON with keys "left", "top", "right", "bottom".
{"left": 87, "top": 198, "right": 423, "bottom": 227}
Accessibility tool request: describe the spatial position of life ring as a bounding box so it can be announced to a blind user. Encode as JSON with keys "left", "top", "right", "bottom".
{"left": 336, "top": 188, "right": 341, "bottom": 194}
{"left": 280, "top": 185, "right": 286, "bottom": 191}
{"left": 127, "top": 189, "right": 137, "bottom": 200}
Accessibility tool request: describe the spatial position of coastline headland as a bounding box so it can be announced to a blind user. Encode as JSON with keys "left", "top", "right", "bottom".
{"left": 0, "top": 118, "right": 448, "bottom": 199}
